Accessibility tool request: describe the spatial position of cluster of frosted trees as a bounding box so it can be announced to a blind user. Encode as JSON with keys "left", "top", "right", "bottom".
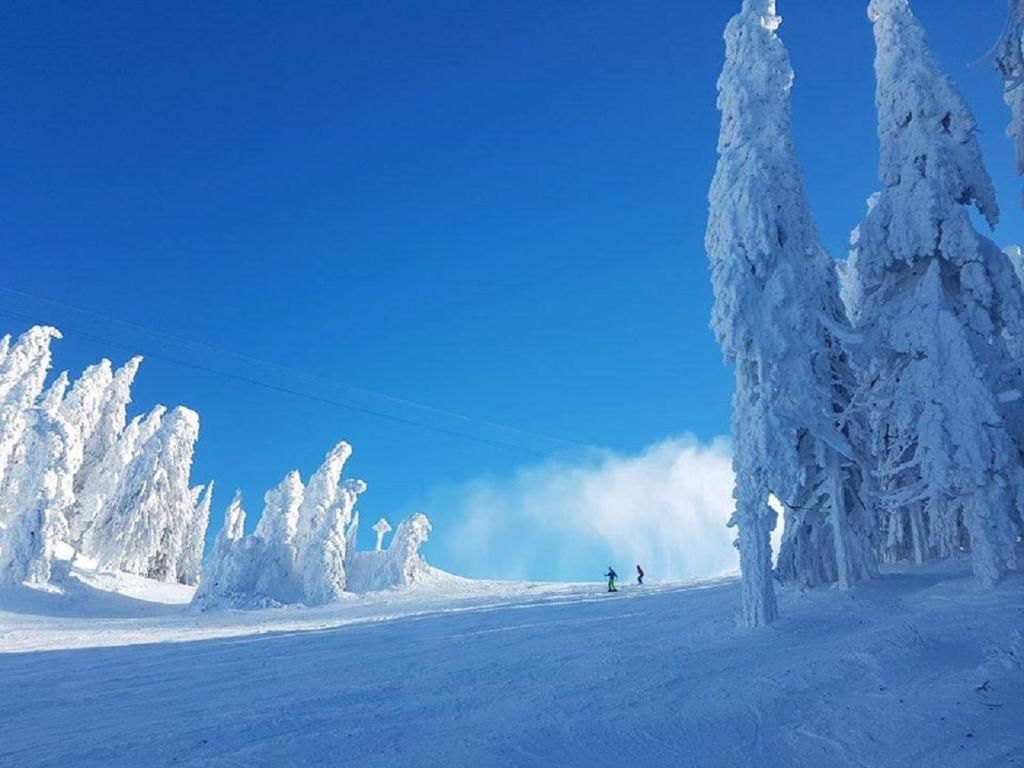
{"left": 0, "top": 324, "right": 434, "bottom": 604}
{"left": 0, "top": 326, "right": 210, "bottom": 587}
{"left": 709, "top": 0, "right": 1024, "bottom": 626}
{"left": 193, "top": 441, "right": 433, "bottom": 608}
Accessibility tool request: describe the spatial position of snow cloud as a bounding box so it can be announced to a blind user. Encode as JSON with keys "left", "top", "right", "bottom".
{"left": 426, "top": 436, "right": 739, "bottom": 583}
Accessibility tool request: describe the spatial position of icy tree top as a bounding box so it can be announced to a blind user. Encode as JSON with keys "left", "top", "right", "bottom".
{"left": 707, "top": 0, "right": 836, "bottom": 365}
{"left": 0, "top": 326, "right": 62, "bottom": 408}
{"left": 867, "top": 0, "right": 997, "bottom": 240}
{"left": 224, "top": 491, "right": 247, "bottom": 542}
{"left": 851, "top": 0, "right": 1024, "bottom": 350}
{"left": 996, "top": 0, "right": 1024, "bottom": 183}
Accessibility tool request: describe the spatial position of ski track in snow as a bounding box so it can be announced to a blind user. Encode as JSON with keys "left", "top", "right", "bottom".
{"left": 1, "top": 561, "right": 1022, "bottom": 767}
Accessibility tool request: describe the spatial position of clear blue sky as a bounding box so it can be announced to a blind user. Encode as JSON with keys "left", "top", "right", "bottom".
{"left": 3, "top": 0, "right": 1023, "bottom": 580}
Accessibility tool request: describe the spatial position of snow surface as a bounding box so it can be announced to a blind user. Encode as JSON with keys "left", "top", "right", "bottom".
{"left": 1, "top": 559, "right": 1022, "bottom": 767}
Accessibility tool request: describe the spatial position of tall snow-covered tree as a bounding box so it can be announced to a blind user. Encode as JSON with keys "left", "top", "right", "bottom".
{"left": 56, "top": 359, "right": 114, "bottom": 542}
{"left": 178, "top": 481, "right": 214, "bottom": 586}
{"left": 80, "top": 406, "right": 205, "bottom": 584}
{"left": 70, "top": 357, "right": 141, "bottom": 504}
{"left": 295, "top": 442, "right": 366, "bottom": 603}
{"left": 849, "top": 0, "right": 1024, "bottom": 584}
{"left": 251, "top": 470, "right": 305, "bottom": 602}
{"left": 379, "top": 513, "right": 432, "bottom": 587}
{"left": 0, "top": 327, "right": 62, "bottom": 498}
{"left": 0, "top": 372, "right": 74, "bottom": 586}
{"left": 996, "top": 0, "right": 1024, "bottom": 198}
{"left": 73, "top": 405, "right": 166, "bottom": 551}
{"left": 708, "top": 0, "right": 873, "bottom": 624}
{"left": 192, "top": 491, "right": 253, "bottom": 607}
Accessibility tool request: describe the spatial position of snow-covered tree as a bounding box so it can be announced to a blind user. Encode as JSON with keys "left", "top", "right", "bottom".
{"left": 80, "top": 406, "right": 204, "bottom": 584}
{"left": 708, "top": 0, "right": 873, "bottom": 624}
{"left": 372, "top": 518, "right": 392, "bottom": 551}
{"left": 55, "top": 359, "right": 112, "bottom": 543}
{"left": 302, "top": 476, "right": 366, "bottom": 605}
{"left": 379, "top": 513, "right": 431, "bottom": 587}
{"left": 0, "top": 325, "right": 217, "bottom": 591}
{"left": 192, "top": 491, "right": 254, "bottom": 606}
{"left": 344, "top": 513, "right": 434, "bottom": 593}
{"left": 295, "top": 442, "right": 365, "bottom": 603}
{"left": 251, "top": 470, "right": 304, "bottom": 602}
{"left": 0, "top": 394, "right": 74, "bottom": 586}
{"left": 192, "top": 441, "right": 374, "bottom": 608}
{"left": 996, "top": 0, "right": 1024, "bottom": 198}
{"left": 72, "top": 405, "right": 166, "bottom": 552}
{"left": 847, "top": 0, "right": 1024, "bottom": 584}
{"left": 344, "top": 510, "right": 360, "bottom": 564}
{"left": 69, "top": 357, "right": 141, "bottom": 514}
{"left": 0, "top": 327, "right": 62, "bottom": 497}
{"left": 178, "top": 482, "right": 213, "bottom": 586}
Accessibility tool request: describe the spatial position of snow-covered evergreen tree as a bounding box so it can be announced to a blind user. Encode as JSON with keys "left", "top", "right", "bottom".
{"left": 192, "top": 491, "right": 254, "bottom": 606}
{"left": 344, "top": 513, "right": 434, "bottom": 593}
{"left": 67, "top": 356, "right": 142, "bottom": 542}
{"left": 251, "top": 470, "right": 304, "bottom": 602}
{"left": 708, "top": 0, "right": 873, "bottom": 624}
{"left": 0, "top": 326, "right": 219, "bottom": 591}
{"left": 295, "top": 442, "right": 365, "bottom": 603}
{"left": 192, "top": 441, "right": 375, "bottom": 608}
{"left": 848, "top": 0, "right": 1024, "bottom": 584}
{"left": 80, "top": 406, "right": 204, "bottom": 584}
{"left": 379, "top": 513, "right": 431, "bottom": 587}
{"left": 179, "top": 482, "right": 213, "bottom": 585}
{"left": 997, "top": 0, "right": 1024, "bottom": 197}
{"left": 0, "top": 327, "right": 62, "bottom": 498}
{"left": 56, "top": 359, "right": 113, "bottom": 543}
{"left": 344, "top": 510, "right": 360, "bottom": 566}
{"left": 0, "top": 386, "right": 74, "bottom": 586}
{"left": 72, "top": 405, "right": 166, "bottom": 553}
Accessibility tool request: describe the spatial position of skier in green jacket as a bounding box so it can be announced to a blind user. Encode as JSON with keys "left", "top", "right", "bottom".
{"left": 605, "top": 567, "right": 618, "bottom": 592}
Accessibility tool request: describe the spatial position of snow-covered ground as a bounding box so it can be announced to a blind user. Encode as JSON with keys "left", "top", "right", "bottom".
{"left": 1, "top": 560, "right": 1022, "bottom": 767}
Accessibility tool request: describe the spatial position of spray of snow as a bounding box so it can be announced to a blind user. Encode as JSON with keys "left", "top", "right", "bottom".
{"left": 427, "top": 436, "right": 737, "bottom": 583}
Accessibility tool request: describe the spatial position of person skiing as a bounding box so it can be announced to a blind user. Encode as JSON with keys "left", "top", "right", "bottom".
{"left": 605, "top": 566, "right": 618, "bottom": 592}
{"left": 636, "top": 564, "right": 644, "bottom": 585}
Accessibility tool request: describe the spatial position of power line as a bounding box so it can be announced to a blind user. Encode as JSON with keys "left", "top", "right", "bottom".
{"left": 0, "top": 284, "right": 582, "bottom": 452}
{"left": 0, "top": 301, "right": 588, "bottom": 460}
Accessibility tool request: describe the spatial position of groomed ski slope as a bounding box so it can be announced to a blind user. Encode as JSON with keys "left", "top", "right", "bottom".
{"left": 1, "top": 561, "right": 1022, "bottom": 767}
